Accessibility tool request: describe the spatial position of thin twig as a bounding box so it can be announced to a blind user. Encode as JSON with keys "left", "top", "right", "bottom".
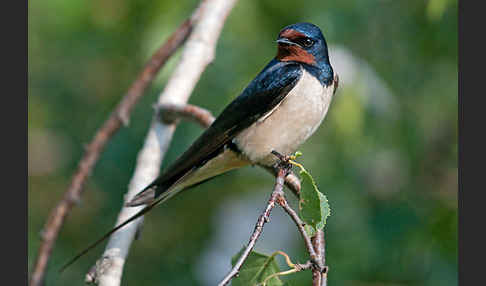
{"left": 260, "top": 268, "right": 299, "bottom": 286}
{"left": 294, "top": 260, "right": 314, "bottom": 271}
{"left": 259, "top": 259, "right": 313, "bottom": 286}
{"left": 217, "top": 167, "right": 289, "bottom": 286}
{"left": 29, "top": 13, "right": 198, "bottom": 286}
{"left": 271, "top": 251, "right": 296, "bottom": 268}
{"left": 258, "top": 252, "right": 313, "bottom": 286}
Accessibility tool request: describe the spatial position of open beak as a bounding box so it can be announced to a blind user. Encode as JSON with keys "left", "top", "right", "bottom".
{"left": 276, "top": 38, "right": 301, "bottom": 47}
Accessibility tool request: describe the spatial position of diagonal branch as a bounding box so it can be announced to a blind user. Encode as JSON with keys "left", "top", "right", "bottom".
{"left": 85, "top": 1, "right": 238, "bottom": 285}
{"left": 29, "top": 10, "right": 200, "bottom": 286}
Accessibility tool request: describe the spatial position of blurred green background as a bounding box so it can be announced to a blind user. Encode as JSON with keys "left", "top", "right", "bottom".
{"left": 28, "top": 0, "right": 457, "bottom": 285}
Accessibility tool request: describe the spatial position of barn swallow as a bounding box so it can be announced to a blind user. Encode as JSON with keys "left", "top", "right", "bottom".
{"left": 61, "top": 22, "right": 339, "bottom": 271}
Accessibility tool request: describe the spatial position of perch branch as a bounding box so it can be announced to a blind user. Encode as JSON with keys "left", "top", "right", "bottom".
{"left": 311, "top": 230, "right": 327, "bottom": 286}
{"left": 86, "top": 0, "right": 238, "bottom": 285}
{"left": 261, "top": 165, "right": 301, "bottom": 198}
{"left": 217, "top": 166, "right": 290, "bottom": 286}
{"left": 218, "top": 151, "right": 327, "bottom": 286}
{"left": 29, "top": 9, "right": 198, "bottom": 286}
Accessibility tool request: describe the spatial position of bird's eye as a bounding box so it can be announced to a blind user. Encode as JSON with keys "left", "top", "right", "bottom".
{"left": 296, "top": 37, "right": 314, "bottom": 48}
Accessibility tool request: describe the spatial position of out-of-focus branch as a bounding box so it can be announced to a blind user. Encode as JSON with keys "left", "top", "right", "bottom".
{"left": 86, "top": 1, "right": 238, "bottom": 285}
{"left": 218, "top": 167, "right": 290, "bottom": 286}
{"left": 29, "top": 10, "right": 198, "bottom": 286}
{"left": 157, "top": 103, "right": 215, "bottom": 128}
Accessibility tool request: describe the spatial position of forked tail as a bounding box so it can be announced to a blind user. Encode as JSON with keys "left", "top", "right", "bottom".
{"left": 59, "top": 194, "right": 167, "bottom": 273}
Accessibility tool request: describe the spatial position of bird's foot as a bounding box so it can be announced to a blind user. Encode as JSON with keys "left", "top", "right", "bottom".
{"left": 270, "top": 150, "right": 293, "bottom": 175}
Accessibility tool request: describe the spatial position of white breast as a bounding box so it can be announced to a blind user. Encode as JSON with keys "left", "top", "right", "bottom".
{"left": 234, "top": 69, "right": 335, "bottom": 166}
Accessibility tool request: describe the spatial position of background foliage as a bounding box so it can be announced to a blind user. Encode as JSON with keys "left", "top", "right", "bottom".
{"left": 28, "top": 0, "right": 457, "bottom": 285}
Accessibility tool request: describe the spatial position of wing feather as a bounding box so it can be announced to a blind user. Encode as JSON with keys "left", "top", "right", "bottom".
{"left": 146, "top": 60, "right": 303, "bottom": 199}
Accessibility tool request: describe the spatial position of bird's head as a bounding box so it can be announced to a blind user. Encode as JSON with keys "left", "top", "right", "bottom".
{"left": 275, "top": 23, "right": 331, "bottom": 68}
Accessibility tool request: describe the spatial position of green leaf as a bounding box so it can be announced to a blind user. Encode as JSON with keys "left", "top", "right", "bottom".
{"left": 316, "top": 191, "right": 331, "bottom": 230}
{"left": 293, "top": 160, "right": 331, "bottom": 232}
{"left": 298, "top": 168, "right": 322, "bottom": 227}
{"left": 231, "top": 247, "right": 284, "bottom": 286}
